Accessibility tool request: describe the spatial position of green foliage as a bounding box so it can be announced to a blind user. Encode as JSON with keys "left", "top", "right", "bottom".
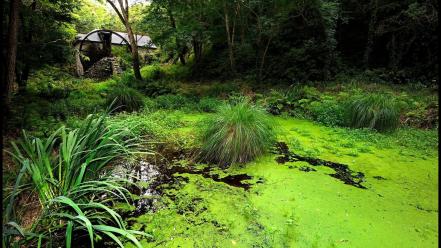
{"left": 109, "top": 110, "right": 185, "bottom": 138}
{"left": 307, "top": 97, "right": 346, "bottom": 127}
{"left": 160, "top": 64, "right": 191, "bottom": 80}
{"left": 140, "top": 64, "right": 190, "bottom": 82}
{"left": 73, "top": 0, "right": 119, "bottom": 33}
{"left": 140, "top": 0, "right": 436, "bottom": 82}
{"left": 4, "top": 112, "right": 147, "bottom": 247}
{"left": 263, "top": 85, "right": 320, "bottom": 116}
{"left": 27, "top": 65, "right": 75, "bottom": 99}
{"left": 106, "top": 86, "right": 145, "bottom": 112}
{"left": 199, "top": 99, "right": 275, "bottom": 167}
{"left": 112, "top": 47, "right": 133, "bottom": 71}
{"left": 347, "top": 93, "right": 400, "bottom": 132}
{"left": 398, "top": 95, "right": 439, "bottom": 129}
{"left": 154, "top": 94, "right": 196, "bottom": 110}
{"left": 205, "top": 82, "right": 240, "bottom": 98}
{"left": 142, "top": 82, "right": 175, "bottom": 97}
{"left": 197, "top": 98, "right": 223, "bottom": 113}
{"left": 140, "top": 65, "right": 164, "bottom": 81}
{"left": 263, "top": 89, "right": 290, "bottom": 115}
{"left": 16, "top": 0, "right": 78, "bottom": 75}
{"left": 117, "top": 72, "right": 140, "bottom": 88}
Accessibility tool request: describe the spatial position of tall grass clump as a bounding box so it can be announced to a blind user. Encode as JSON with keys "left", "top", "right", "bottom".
{"left": 106, "top": 86, "right": 144, "bottom": 112}
{"left": 3, "top": 112, "right": 148, "bottom": 248}
{"left": 347, "top": 93, "right": 400, "bottom": 132}
{"left": 200, "top": 99, "right": 275, "bottom": 167}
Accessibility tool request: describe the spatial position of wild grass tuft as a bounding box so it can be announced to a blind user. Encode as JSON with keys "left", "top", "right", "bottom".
{"left": 106, "top": 86, "right": 145, "bottom": 112}
{"left": 199, "top": 98, "right": 275, "bottom": 167}
{"left": 347, "top": 93, "right": 400, "bottom": 132}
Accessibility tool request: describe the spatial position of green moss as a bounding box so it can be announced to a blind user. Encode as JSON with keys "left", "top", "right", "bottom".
{"left": 125, "top": 114, "right": 438, "bottom": 248}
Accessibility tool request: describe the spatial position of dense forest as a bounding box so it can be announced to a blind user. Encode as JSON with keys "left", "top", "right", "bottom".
{"left": 1, "top": 0, "right": 438, "bottom": 93}
{"left": 1, "top": 0, "right": 439, "bottom": 247}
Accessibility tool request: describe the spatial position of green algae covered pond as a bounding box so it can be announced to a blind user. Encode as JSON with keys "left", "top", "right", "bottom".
{"left": 120, "top": 113, "right": 438, "bottom": 248}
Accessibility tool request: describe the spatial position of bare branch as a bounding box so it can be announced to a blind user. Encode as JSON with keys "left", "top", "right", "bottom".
{"left": 107, "top": 0, "right": 125, "bottom": 23}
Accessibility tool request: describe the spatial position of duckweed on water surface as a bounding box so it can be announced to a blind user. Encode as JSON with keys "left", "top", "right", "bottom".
{"left": 125, "top": 114, "right": 438, "bottom": 248}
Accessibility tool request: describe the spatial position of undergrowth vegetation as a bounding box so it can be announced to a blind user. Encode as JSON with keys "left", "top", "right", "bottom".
{"left": 347, "top": 93, "right": 400, "bottom": 132}
{"left": 2, "top": 63, "right": 438, "bottom": 248}
{"left": 3, "top": 112, "right": 147, "bottom": 248}
{"left": 106, "top": 86, "right": 145, "bottom": 112}
{"left": 199, "top": 99, "right": 275, "bottom": 167}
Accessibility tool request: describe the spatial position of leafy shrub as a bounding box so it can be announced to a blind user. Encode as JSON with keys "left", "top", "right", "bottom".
{"left": 160, "top": 64, "right": 190, "bottom": 80}
{"left": 67, "top": 90, "right": 106, "bottom": 115}
{"left": 112, "top": 46, "right": 132, "bottom": 70}
{"left": 285, "top": 84, "right": 306, "bottom": 100}
{"left": 27, "top": 65, "right": 75, "bottom": 99}
{"left": 264, "top": 89, "right": 289, "bottom": 115}
{"left": 205, "top": 82, "right": 240, "bottom": 98}
{"left": 37, "top": 83, "right": 71, "bottom": 99}
{"left": 142, "top": 81, "right": 175, "bottom": 97}
{"left": 264, "top": 85, "right": 320, "bottom": 116}
{"left": 401, "top": 100, "right": 438, "bottom": 129}
{"left": 109, "top": 110, "right": 185, "bottom": 138}
{"left": 5, "top": 112, "right": 146, "bottom": 247}
{"left": 197, "top": 98, "right": 223, "bottom": 112}
{"left": 347, "top": 93, "right": 400, "bottom": 132}
{"left": 118, "top": 72, "right": 138, "bottom": 86}
{"left": 199, "top": 99, "right": 275, "bottom": 167}
{"left": 141, "top": 65, "right": 163, "bottom": 81}
{"left": 154, "top": 94, "right": 195, "bottom": 110}
{"left": 106, "top": 86, "right": 145, "bottom": 112}
{"left": 307, "top": 99, "right": 346, "bottom": 127}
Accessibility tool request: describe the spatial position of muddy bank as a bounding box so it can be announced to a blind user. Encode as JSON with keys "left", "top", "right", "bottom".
{"left": 272, "top": 142, "right": 367, "bottom": 189}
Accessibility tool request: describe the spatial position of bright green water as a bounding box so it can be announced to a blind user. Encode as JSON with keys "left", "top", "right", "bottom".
{"left": 125, "top": 115, "right": 438, "bottom": 248}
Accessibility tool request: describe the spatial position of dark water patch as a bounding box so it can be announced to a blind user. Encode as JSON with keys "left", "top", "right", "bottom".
{"left": 299, "top": 166, "right": 317, "bottom": 172}
{"left": 166, "top": 165, "right": 253, "bottom": 190}
{"left": 273, "top": 142, "right": 367, "bottom": 189}
{"left": 412, "top": 204, "right": 438, "bottom": 213}
{"left": 256, "top": 177, "right": 265, "bottom": 184}
{"left": 117, "top": 161, "right": 253, "bottom": 217}
{"left": 373, "top": 176, "right": 387, "bottom": 180}
{"left": 276, "top": 156, "right": 290, "bottom": 164}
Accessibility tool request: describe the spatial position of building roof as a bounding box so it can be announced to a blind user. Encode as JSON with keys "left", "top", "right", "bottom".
{"left": 75, "top": 30, "right": 156, "bottom": 49}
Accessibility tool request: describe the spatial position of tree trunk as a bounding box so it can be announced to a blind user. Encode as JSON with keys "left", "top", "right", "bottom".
{"left": 388, "top": 34, "right": 398, "bottom": 68}
{"left": 125, "top": 24, "right": 142, "bottom": 80}
{"left": 4, "top": 0, "right": 20, "bottom": 104}
{"left": 363, "top": 0, "right": 378, "bottom": 67}
{"left": 17, "top": 65, "right": 29, "bottom": 94}
{"left": 166, "top": 6, "right": 186, "bottom": 65}
{"left": 17, "top": 0, "right": 36, "bottom": 95}
{"left": 192, "top": 35, "right": 203, "bottom": 64}
{"left": 178, "top": 52, "right": 186, "bottom": 65}
{"left": 224, "top": 2, "right": 236, "bottom": 74}
{"left": 107, "top": 0, "right": 142, "bottom": 80}
{"left": 0, "top": 0, "right": 5, "bottom": 87}
{"left": 258, "top": 37, "right": 272, "bottom": 83}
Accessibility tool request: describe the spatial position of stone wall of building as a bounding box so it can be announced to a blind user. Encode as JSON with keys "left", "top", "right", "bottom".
{"left": 84, "top": 57, "right": 122, "bottom": 80}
